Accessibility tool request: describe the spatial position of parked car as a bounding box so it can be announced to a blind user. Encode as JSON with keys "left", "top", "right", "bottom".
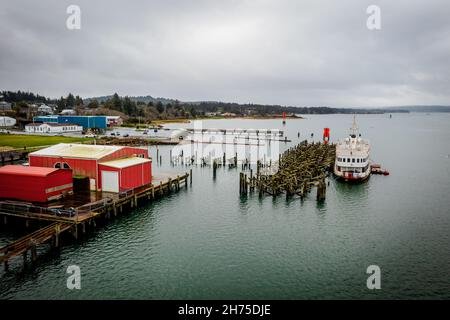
{"left": 110, "top": 132, "right": 116, "bottom": 136}
{"left": 84, "top": 134, "right": 96, "bottom": 138}
{"left": 123, "top": 134, "right": 129, "bottom": 137}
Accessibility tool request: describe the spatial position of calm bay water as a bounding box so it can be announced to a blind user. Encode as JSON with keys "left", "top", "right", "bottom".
{"left": 0, "top": 113, "right": 449, "bottom": 299}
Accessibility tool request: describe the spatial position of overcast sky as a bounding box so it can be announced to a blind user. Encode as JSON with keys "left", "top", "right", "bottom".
{"left": 1, "top": 0, "right": 449, "bottom": 107}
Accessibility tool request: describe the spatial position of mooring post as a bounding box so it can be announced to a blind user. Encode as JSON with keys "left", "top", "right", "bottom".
{"left": 244, "top": 174, "right": 247, "bottom": 195}
{"left": 30, "top": 242, "right": 37, "bottom": 263}
{"left": 316, "top": 179, "right": 326, "bottom": 201}
{"left": 55, "top": 224, "right": 60, "bottom": 247}
{"left": 72, "top": 225, "right": 78, "bottom": 240}
{"left": 23, "top": 250, "right": 27, "bottom": 266}
{"left": 239, "top": 172, "right": 242, "bottom": 194}
{"left": 190, "top": 169, "right": 192, "bottom": 185}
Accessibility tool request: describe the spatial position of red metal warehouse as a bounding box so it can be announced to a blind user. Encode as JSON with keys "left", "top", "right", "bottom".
{"left": 0, "top": 165, "right": 73, "bottom": 202}
{"left": 28, "top": 143, "right": 151, "bottom": 191}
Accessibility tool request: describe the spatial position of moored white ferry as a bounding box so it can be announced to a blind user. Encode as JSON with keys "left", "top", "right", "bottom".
{"left": 334, "top": 116, "right": 371, "bottom": 181}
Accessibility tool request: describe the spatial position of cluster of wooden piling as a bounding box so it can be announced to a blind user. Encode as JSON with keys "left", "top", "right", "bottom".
{"left": 239, "top": 141, "right": 335, "bottom": 201}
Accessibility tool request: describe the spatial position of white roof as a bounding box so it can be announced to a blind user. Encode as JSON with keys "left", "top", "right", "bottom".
{"left": 30, "top": 143, "right": 123, "bottom": 160}
{"left": 60, "top": 109, "right": 76, "bottom": 114}
{"left": 99, "top": 157, "right": 151, "bottom": 169}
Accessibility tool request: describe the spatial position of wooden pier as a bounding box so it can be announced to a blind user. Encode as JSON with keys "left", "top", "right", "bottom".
{"left": 0, "top": 148, "right": 35, "bottom": 164}
{"left": 239, "top": 141, "right": 335, "bottom": 200}
{"left": 0, "top": 173, "right": 190, "bottom": 270}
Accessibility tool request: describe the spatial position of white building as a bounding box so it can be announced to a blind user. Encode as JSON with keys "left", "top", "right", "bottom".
{"left": 106, "top": 116, "right": 123, "bottom": 127}
{"left": 0, "top": 101, "right": 12, "bottom": 111}
{"left": 25, "top": 123, "right": 83, "bottom": 134}
{"left": 0, "top": 116, "right": 16, "bottom": 127}
{"left": 38, "top": 104, "right": 53, "bottom": 115}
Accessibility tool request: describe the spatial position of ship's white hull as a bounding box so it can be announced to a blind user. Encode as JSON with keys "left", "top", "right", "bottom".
{"left": 334, "top": 164, "right": 371, "bottom": 182}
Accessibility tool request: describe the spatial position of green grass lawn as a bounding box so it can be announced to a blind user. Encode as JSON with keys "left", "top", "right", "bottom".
{"left": 0, "top": 134, "right": 92, "bottom": 149}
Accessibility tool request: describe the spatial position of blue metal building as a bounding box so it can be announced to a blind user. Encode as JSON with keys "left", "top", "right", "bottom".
{"left": 32, "top": 115, "right": 107, "bottom": 129}
{"left": 58, "top": 116, "right": 107, "bottom": 129}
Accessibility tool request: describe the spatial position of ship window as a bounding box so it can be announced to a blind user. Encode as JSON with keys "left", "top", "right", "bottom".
{"left": 352, "top": 158, "right": 355, "bottom": 163}
{"left": 347, "top": 158, "right": 351, "bottom": 162}
{"left": 357, "top": 159, "right": 360, "bottom": 163}
{"left": 54, "top": 162, "right": 61, "bottom": 168}
{"left": 63, "top": 162, "right": 71, "bottom": 169}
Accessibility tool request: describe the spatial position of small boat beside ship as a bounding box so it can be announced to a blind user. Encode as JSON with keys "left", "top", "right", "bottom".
{"left": 334, "top": 116, "right": 371, "bottom": 182}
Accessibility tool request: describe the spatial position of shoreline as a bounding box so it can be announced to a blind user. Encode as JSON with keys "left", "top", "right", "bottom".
{"left": 148, "top": 115, "right": 304, "bottom": 126}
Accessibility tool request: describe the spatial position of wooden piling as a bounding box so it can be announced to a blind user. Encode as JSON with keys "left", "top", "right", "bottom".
{"left": 316, "top": 179, "right": 326, "bottom": 201}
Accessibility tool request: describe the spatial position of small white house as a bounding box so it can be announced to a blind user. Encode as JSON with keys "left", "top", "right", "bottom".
{"left": 38, "top": 104, "right": 53, "bottom": 115}
{"left": 0, "top": 101, "right": 12, "bottom": 111}
{"left": 0, "top": 116, "right": 16, "bottom": 127}
{"left": 25, "top": 123, "right": 83, "bottom": 134}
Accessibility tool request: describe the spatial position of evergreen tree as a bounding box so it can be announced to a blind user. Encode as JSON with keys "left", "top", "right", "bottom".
{"left": 112, "top": 93, "right": 122, "bottom": 111}
{"left": 66, "top": 93, "right": 75, "bottom": 108}
{"left": 156, "top": 101, "right": 164, "bottom": 113}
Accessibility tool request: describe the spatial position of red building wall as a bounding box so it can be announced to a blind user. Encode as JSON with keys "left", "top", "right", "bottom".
{"left": 0, "top": 169, "right": 73, "bottom": 202}
{"left": 29, "top": 156, "right": 98, "bottom": 179}
{"left": 119, "top": 162, "right": 152, "bottom": 190}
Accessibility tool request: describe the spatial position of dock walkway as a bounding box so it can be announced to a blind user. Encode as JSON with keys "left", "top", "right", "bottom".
{"left": 0, "top": 172, "right": 191, "bottom": 270}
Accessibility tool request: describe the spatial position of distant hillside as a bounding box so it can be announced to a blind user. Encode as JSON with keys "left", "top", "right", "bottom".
{"left": 382, "top": 105, "right": 450, "bottom": 113}
{"left": 84, "top": 95, "right": 178, "bottom": 105}
{"left": 84, "top": 94, "right": 410, "bottom": 114}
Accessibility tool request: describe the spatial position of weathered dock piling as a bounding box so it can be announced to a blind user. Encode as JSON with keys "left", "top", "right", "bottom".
{"left": 239, "top": 141, "right": 335, "bottom": 201}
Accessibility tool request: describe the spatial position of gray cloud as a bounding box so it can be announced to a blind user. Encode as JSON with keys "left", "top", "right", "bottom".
{"left": 1, "top": 0, "right": 449, "bottom": 107}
